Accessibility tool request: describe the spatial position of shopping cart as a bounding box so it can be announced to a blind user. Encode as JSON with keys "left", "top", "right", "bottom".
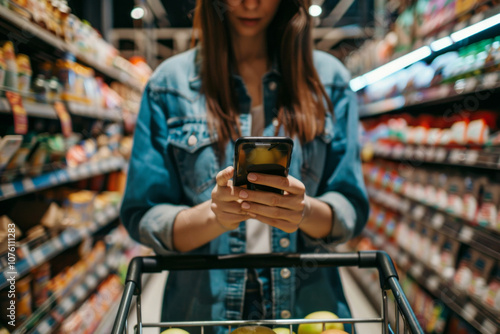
{"left": 111, "top": 251, "right": 424, "bottom": 334}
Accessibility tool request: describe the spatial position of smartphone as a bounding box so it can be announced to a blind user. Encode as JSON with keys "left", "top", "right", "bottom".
{"left": 233, "top": 137, "right": 293, "bottom": 194}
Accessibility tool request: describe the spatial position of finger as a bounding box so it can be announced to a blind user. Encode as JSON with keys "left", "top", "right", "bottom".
{"left": 248, "top": 214, "right": 299, "bottom": 234}
{"left": 213, "top": 185, "right": 247, "bottom": 202}
{"left": 212, "top": 201, "right": 249, "bottom": 215}
{"left": 247, "top": 173, "right": 305, "bottom": 195}
{"left": 216, "top": 166, "right": 235, "bottom": 187}
{"left": 238, "top": 189, "right": 303, "bottom": 210}
{"left": 240, "top": 201, "right": 303, "bottom": 223}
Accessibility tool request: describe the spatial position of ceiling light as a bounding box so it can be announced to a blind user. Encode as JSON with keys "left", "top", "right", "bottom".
{"left": 451, "top": 13, "right": 500, "bottom": 42}
{"left": 309, "top": 5, "right": 322, "bottom": 17}
{"left": 131, "top": 6, "right": 145, "bottom": 20}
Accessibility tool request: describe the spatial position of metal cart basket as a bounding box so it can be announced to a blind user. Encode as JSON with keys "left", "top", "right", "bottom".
{"left": 111, "top": 251, "right": 424, "bottom": 334}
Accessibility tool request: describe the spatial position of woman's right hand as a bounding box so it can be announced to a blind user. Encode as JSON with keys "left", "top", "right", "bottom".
{"left": 211, "top": 166, "right": 250, "bottom": 230}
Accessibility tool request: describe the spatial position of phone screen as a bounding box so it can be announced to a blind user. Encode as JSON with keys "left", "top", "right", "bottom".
{"left": 233, "top": 137, "right": 293, "bottom": 194}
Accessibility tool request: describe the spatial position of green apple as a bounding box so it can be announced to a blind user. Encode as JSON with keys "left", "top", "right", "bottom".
{"left": 160, "top": 328, "right": 190, "bottom": 334}
{"left": 231, "top": 326, "right": 276, "bottom": 334}
{"left": 297, "top": 311, "right": 344, "bottom": 334}
{"left": 273, "top": 327, "right": 296, "bottom": 334}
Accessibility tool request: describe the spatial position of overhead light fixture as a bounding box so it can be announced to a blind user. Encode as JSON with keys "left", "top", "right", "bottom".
{"left": 430, "top": 36, "right": 453, "bottom": 52}
{"left": 131, "top": 6, "right": 145, "bottom": 20}
{"left": 349, "top": 13, "right": 500, "bottom": 91}
{"left": 309, "top": 5, "right": 322, "bottom": 17}
{"left": 451, "top": 12, "right": 500, "bottom": 42}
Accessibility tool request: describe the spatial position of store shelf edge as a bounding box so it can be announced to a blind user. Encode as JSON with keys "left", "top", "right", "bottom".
{"left": 0, "top": 204, "right": 120, "bottom": 290}
{"left": 0, "top": 156, "right": 126, "bottom": 201}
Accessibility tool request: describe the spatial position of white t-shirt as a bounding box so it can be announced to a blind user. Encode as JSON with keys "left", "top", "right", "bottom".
{"left": 246, "top": 105, "right": 271, "bottom": 254}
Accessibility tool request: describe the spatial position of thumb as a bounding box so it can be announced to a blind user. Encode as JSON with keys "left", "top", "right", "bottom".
{"left": 216, "top": 166, "right": 234, "bottom": 187}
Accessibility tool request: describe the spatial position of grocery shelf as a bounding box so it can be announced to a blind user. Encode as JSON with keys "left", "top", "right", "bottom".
{"left": 0, "top": 204, "right": 120, "bottom": 290}
{"left": 0, "top": 156, "right": 126, "bottom": 201}
{"left": 366, "top": 186, "right": 500, "bottom": 260}
{"left": 0, "top": 8, "right": 142, "bottom": 92}
{"left": 28, "top": 263, "right": 111, "bottom": 334}
{"left": 371, "top": 142, "right": 500, "bottom": 171}
{"left": 0, "top": 98, "right": 123, "bottom": 122}
{"left": 360, "top": 71, "right": 500, "bottom": 117}
{"left": 363, "top": 229, "right": 500, "bottom": 334}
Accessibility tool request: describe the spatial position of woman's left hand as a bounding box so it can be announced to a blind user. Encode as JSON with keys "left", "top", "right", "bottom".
{"left": 238, "top": 173, "right": 311, "bottom": 233}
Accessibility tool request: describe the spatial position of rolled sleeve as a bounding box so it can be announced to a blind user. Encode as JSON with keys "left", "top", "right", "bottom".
{"left": 139, "top": 204, "right": 189, "bottom": 255}
{"left": 317, "top": 191, "right": 356, "bottom": 243}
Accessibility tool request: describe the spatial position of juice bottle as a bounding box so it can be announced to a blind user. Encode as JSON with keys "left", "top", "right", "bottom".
{"left": 17, "top": 54, "right": 32, "bottom": 94}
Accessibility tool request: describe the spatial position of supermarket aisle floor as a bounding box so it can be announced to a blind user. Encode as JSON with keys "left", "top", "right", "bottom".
{"left": 129, "top": 268, "right": 380, "bottom": 334}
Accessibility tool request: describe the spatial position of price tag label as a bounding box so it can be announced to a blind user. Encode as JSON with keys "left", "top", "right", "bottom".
{"left": 459, "top": 226, "right": 474, "bottom": 243}
{"left": 52, "top": 238, "right": 63, "bottom": 251}
{"left": 412, "top": 205, "right": 426, "bottom": 220}
{"left": 86, "top": 275, "right": 98, "bottom": 288}
{"left": 432, "top": 214, "right": 445, "bottom": 229}
{"left": 435, "top": 148, "right": 447, "bottom": 162}
{"left": 74, "top": 285, "right": 86, "bottom": 299}
{"left": 54, "top": 101, "right": 73, "bottom": 137}
{"left": 22, "top": 178, "right": 35, "bottom": 192}
{"left": 96, "top": 264, "right": 108, "bottom": 277}
{"left": 483, "top": 72, "right": 498, "bottom": 88}
{"left": 427, "top": 276, "right": 440, "bottom": 292}
{"left": 89, "top": 163, "right": 100, "bottom": 175}
{"left": 482, "top": 319, "right": 496, "bottom": 334}
{"left": 462, "top": 303, "right": 478, "bottom": 321}
{"left": 31, "top": 248, "right": 45, "bottom": 265}
{"left": 36, "top": 321, "right": 52, "bottom": 334}
{"left": 60, "top": 298, "right": 73, "bottom": 313}
{"left": 411, "top": 263, "right": 424, "bottom": 278}
{"left": 5, "top": 91, "right": 28, "bottom": 135}
{"left": 0, "top": 183, "right": 16, "bottom": 198}
{"left": 464, "top": 150, "right": 479, "bottom": 165}
{"left": 449, "top": 149, "right": 465, "bottom": 164}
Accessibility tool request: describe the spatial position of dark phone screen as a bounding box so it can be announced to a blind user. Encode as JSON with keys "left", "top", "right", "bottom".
{"left": 234, "top": 141, "right": 292, "bottom": 194}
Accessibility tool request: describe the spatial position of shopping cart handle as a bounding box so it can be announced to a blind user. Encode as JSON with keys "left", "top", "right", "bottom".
{"left": 125, "top": 251, "right": 398, "bottom": 293}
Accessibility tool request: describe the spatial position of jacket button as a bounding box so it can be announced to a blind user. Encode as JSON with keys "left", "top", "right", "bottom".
{"left": 268, "top": 81, "right": 277, "bottom": 91}
{"left": 280, "top": 268, "right": 291, "bottom": 279}
{"left": 188, "top": 135, "right": 197, "bottom": 146}
{"left": 281, "top": 310, "right": 291, "bottom": 319}
{"left": 280, "top": 238, "right": 290, "bottom": 248}
{"left": 272, "top": 118, "right": 279, "bottom": 127}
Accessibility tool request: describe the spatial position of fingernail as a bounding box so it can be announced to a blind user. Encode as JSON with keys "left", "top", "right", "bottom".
{"left": 248, "top": 173, "right": 257, "bottom": 181}
{"left": 239, "top": 190, "right": 248, "bottom": 199}
{"left": 242, "top": 202, "right": 250, "bottom": 209}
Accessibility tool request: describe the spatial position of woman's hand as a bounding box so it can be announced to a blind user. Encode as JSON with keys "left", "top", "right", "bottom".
{"left": 238, "top": 173, "right": 311, "bottom": 233}
{"left": 210, "top": 166, "right": 249, "bottom": 230}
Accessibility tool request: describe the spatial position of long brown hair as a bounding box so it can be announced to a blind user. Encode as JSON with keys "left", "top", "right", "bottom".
{"left": 192, "top": 0, "right": 333, "bottom": 153}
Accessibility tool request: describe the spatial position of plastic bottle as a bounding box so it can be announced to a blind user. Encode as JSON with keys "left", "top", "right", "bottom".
{"left": 2, "top": 41, "right": 18, "bottom": 90}
{"left": 16, "top": 54, "right": 32, "bottom": 94}
{"left": 33, "top": 74, "right": 49, "bottom": 103}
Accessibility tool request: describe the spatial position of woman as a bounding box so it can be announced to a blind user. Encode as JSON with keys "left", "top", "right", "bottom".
{"left": 120, "top": 0, "right": 369, "bottom": 332}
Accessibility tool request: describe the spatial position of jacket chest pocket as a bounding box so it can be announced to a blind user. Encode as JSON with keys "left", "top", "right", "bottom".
{"left": 167, "top": 119, "right": 219, "bottom": 202}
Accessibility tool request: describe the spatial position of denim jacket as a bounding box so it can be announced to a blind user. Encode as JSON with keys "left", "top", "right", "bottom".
{"left": 120, "top": 48, "right": 369, "bottom": 333}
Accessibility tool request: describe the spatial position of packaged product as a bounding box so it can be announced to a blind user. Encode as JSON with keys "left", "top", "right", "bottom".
{"left": 16, "top": 275, "right": 32, "bottom": 322}
{"left": 0, "top": 135, "right": 23, "bottom": 172}
{"left": 428, "top": 233, "right": 444, "bottom": 271}
{"left": 0, "top": 215, "right": 22, "bottom": 253}
{"left": 476, "top": 183, "right": 499, "bottom": 228}
{"left": 435, "top": 171, "right": 449, "bottom": 210}
{"left": 33, "top": 74, "right": 49, "bottom": 103}
{"left": 446, "top": 176, "right": 464, "bottom": 217}
{"left": 445, "top": 314, "right": 477, "bottom": 334}
{"left": 439, "top": 239, "right": 460, "bottom": 280}
{"left": 62, "top": 190, "right": 95, "bottom": 227}
{"left": 462, "top": 176, "right": 480, "bottom": 222}
{"left": 468, "top": 253, "right": 495, "bottom": 298}
{"left": 31, "top": 262, "right": 51, "bottom": 308}
{"left": 454, "top": 249, "right": 474, "bottom": 291}
{"left": 16, "top": 54, "right": 32, "bottom": 94}
{"left": 2, "top": 41, "right": 18, "bottom": 90}
{"left": 0, "top": 49, "right": 5, "bottom": 87}
{"left": 450, "top": 120, "right": 468, "bottom": 145}
{"left": 483, "top": 267, "right": 500, "bottom": 311}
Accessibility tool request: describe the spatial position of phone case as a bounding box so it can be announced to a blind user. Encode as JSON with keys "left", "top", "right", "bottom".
{"left": 233, "top": 137, "right": 293, "bottom": 194}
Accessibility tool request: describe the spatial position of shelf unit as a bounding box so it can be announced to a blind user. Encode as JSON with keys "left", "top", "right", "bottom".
{"left": 361, "top": 229, "right": 500, "bottom": 334}
{"left": 0, "top": 8, "right": 142, "bottom": 92}
{"left": 0, "top": 203, "right": 120, "bottom": 290}
{"left": 360, "top": 71, "right": 500, "bottom": 117}
{"left": 0, "top": 156, "right": 126, "bottom": 201}
{"left": 0, "top": 98, "right": 123, "bottom": 122}
{"left": 371, "top": 143, "right": 500, "bottom": 171}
